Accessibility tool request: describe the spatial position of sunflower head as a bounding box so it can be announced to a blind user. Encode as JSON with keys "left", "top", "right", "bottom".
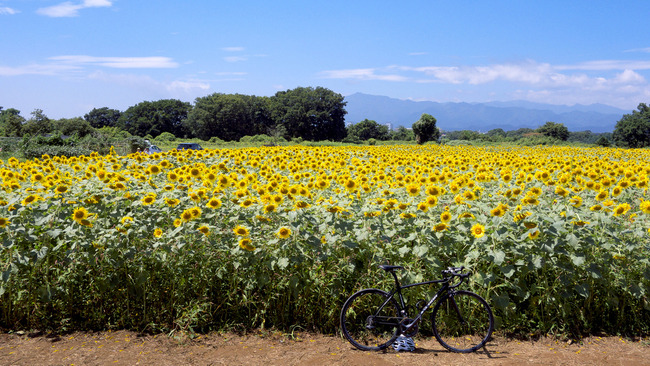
{"left": 0, "top": 217, "right": 10, "bottom": 228}
{"left": 233, "top": 225, "right": 250, "bottom": 236}
{"left": 72, "top": 207, "right": 90, "bottom": 222}
{"left": 198, "top": 225, "right": 210, "bottom": 236}
{"left": 207, "top": 197, "right": 222, "bottom": 209}
{"left": 238, "top": 238, "right": 255, "bottom": 251}
{"left": 471, "top": 223, "right": 485, "bottom": 238}
{"left": 434, "top": 223, "right": 447, "bottom": 232}
{"left": 277, "top": 226, "right": 292, "bottom": 239}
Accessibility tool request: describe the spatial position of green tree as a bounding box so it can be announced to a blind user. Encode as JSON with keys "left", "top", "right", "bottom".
{"left": 537, "top": 121, "right": 569, "bottom": 141}
{"left": 346, "top": 119, "right": 389, "bottom": 141}
{"left": 185, "top": 94, "right": 273, "bottom": 141}
{"left": 118, "top": 99, "right": 191, "bottom": 138}
{"left": 0, "top": 108, "right": 25, "bottom": 137}
{"left": 84, "top": 107, "right": 122, "bottom": 129}
{"left": 389, "top": 126, "right": 414, "bottom": 141}
{"left": 21, "top": 109, "right": 52, "bottom": 136}
{"left": 505, "top": 127, "right": 535, "bottom": 139}
{"left": 595, "top": 135, "right": 611, "bottom": 147}
{"left": 613, "top": 103, "right": 650, "bottom": 148}
{"left": 52, "top": 117, "right": 94, "bottom": 137}
{"left": 270, "top": 86, "right": 347, "bottom": 141}
{"left": 412, "top": 113, "right": 440, "bottom": 144}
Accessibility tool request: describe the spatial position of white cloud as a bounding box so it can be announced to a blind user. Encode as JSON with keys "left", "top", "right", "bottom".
{"left": 612, "top": 69, "right": 646, "bottom": 84}
{"left": 322, "top": 60, "right": 650, "bottom": 89}
{"left": 321, "top": 59, "right": 650, "bottom": 109}
{"left": 624, "top": 47, "right": 650, "bottom": 53}
{"left": 0, "top": 63, "right": 79, "bottom": 76}
{"left": 0, "top": 55, "right": 178, "bottom": 77}
{"left": 557, "top": 60, "right": 650, "bottom": 71}
{"left": 49, "top": 55, "right": 178, "bottom": 68}
{"left": 167, "top": 80, "right": 210, "bottom": 93}
{"left": 0, "top": 7, "right": 18, "bottom": 15}
{"left": 319, "top": 68, "right": 408, "bottom": 82}
{"left": 88, "top": 71, "right": 211, "bottom": 96}
{"left": 37, "top": 0, "right": 112, "bottom": 17}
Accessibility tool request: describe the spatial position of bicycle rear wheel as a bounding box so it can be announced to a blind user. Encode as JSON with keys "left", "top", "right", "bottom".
{"left": 340, "top": 288, "right": 401, "bottom": 351}
{"left": 431, "top": 290, "right": 494, "bottom": 353}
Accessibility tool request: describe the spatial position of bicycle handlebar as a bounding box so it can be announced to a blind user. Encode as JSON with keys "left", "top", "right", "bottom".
{"left": 442, "top": 266, "right": 470, "bottom": 278}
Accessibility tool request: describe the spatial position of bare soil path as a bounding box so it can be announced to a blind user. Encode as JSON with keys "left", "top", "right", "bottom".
{"left": 1, "top": 330, "right": 648, "bottom": 366}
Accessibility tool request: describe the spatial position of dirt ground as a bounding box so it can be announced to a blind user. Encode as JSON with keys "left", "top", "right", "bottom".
{"left": 1, "top": 330, "right": 648, "bottom": 366}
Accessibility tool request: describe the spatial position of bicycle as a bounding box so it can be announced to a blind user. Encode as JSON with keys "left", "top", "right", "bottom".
{"left": 340, "top": 265, "right": 494, "bottom": 353}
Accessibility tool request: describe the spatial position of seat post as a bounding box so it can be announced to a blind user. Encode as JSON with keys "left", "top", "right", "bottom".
{"left": 389, "top": 270, "right": 401, "bottom": 289}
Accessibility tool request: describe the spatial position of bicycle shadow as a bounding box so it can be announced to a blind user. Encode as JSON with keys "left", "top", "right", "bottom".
{"left": 410, "top": 342, "right": 506, "bottom": 359}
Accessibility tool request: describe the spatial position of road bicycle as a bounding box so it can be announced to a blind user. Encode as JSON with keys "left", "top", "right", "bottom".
{"left": 340, "top": 265, "right": 494, "bottom": 353}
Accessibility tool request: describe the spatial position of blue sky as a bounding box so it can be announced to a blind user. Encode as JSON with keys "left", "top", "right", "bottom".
{"left": 2, "top": 0, "right": 650, "bottom": 119}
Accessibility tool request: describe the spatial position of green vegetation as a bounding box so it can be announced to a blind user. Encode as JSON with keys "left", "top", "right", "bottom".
{"left": 1, "top": 90, "right": 649, "bottom": 157}
{"left": 613, "top": 103, "right": 650, "bottom": 148}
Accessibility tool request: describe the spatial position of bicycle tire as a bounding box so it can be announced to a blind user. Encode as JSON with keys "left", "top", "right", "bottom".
{"left": 431, "top": 290, "right": 494, "bottom": 353}
{"left": 340, "top": 288, "right": 401, "bottom": 351}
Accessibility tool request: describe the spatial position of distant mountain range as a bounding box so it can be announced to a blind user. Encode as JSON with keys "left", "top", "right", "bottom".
{"left": 343, "top": 93, "right": 631, "bottom": 133}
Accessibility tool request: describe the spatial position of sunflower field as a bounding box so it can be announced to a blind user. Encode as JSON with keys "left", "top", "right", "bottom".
{"left": 1, "top": 144, "right": 649, "bottom": 336}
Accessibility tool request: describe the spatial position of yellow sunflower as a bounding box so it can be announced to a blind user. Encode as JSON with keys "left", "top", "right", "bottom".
{"left": 206, "top": 197, "right": 222, "bottom": 209}
{"left": 141, "top": 195, "right": 156, "bottom": 205}
{"left": 425, "top": 196, "right": 438, "bottom": 207}
{"left": 238, "top": 238, "right": 255, "bottom": 251}
{"left": 277, "top": 226, "right": 292, "bottom": 239}
{"left": 471, "top": 223, "right": 485, "bottom": 238}
{"left": 434, "top": 222, "right": 447, "bottom": 232}
{"left": 528, "top": 230, "right": 541, "bottom": 240}
{"left": 165, "top": 198, "right": 180, "bottom": 207}
{"left": 198, "top": 225, "right": 210, "bottom": 236}
{"left": 189, "top": 206, "right": 202, "bottom": 219}
{"left": 180, "top": 209, "right": 194, "bottom": 222}
{"left": 120, "top": 216, "right": 134, "bottom": 226}
{"left": 440, "top": 211, "right": 452, "bottom": 224}
{"left": 72, "top": 207, "right": 90, "bottom": 223}
{"left": 295, "top": 200, "right": 310, "bottom": 209}
{"left": 233, "top": 225, "right": 250, "bottom": 236}
{"left": 569, "top": 195, "right": 583, "bottom": 208}
{"left": 0, "top": 217, "right": 10, "bottom": 228}
{"left": 613, "top": 203, "right": 631, "bottom": 217}
{"left": 590, "top": 204, "right": 602, "bottom": 211}
{"left": 640, "top": 200, "right": 650, "bottom": 214}
{"left": 21, "top": 194, "right": 41, "bottom": 206}
{"left": 153, "top": 228, "right": 163, "bottom": 238}
{"left": 595, "top": 190, "right": 608, "bottom": 201}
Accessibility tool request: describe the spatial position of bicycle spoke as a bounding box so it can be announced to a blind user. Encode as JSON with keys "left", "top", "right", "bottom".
{"left": 340, "top": 289, "right": 401, "bottom": 351}
{"left": 432, "top": 290, "right": 494, "bottom": 353}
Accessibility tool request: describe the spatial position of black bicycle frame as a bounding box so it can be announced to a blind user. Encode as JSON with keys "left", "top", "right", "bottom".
{"left": 373, "top": 271, "right": 460, "bottom": 333}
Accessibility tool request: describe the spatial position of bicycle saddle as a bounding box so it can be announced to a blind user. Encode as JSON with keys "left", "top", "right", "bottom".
{"left": 379, "top": 265, "right": 404, "bottom": 272}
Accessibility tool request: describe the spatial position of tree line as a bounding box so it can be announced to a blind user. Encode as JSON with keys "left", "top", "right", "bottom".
{"left": 1, "top": 86, "right": 649, "bottom": 148}
{"left": 0, "top": 87, "right": 347, "bottom": 143}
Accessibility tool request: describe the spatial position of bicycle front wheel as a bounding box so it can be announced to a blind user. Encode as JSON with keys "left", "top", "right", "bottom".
{"left": 431, "top": 290, "right": 494, "bottom": 353}
{"left": 340, "top": 288, "right": 401, "bottom": 351}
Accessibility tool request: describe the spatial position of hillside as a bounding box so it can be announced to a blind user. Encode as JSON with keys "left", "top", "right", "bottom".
{"left": 343, "top": 93, "right": 629, "bottom": 133}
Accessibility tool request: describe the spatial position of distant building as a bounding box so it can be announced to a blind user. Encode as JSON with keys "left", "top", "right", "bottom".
{"left": 384, "top": 122, "right": 393, "bottom": 131}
